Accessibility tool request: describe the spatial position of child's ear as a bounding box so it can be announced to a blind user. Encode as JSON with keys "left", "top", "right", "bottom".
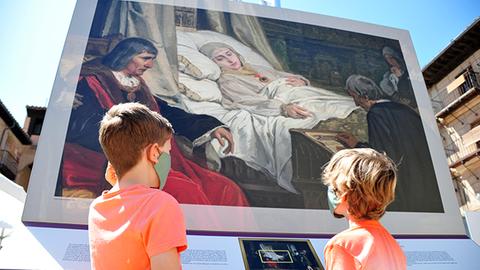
{"left": 105, "top": 162, "right": 118, "bottom": 186}
{"left": 146, "top": 143, "right": 160, "bottom": 163}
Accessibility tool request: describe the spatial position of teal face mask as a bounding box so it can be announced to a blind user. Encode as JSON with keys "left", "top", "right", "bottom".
{"left": 327, "top": 186, "right": 345, "bottom": 218}
{"left": 154, "top": 152, "right": 171, "bottom": 190}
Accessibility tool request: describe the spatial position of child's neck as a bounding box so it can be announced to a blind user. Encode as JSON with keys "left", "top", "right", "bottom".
{"left": 113, "top": 161, "right": 156, "bottom": 190}
{"left": 347, "top": 216, "right": 378, "bottom": 228}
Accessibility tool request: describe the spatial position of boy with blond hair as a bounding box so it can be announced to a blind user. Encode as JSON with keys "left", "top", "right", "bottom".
{"left": 322, "top": 148, "right": 406, "bottom": 270}
{"left": 88, "top": 102, "right": 187, "bottom": 270}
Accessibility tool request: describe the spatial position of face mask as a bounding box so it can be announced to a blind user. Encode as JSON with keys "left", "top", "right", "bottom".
{"left": 327, "top": 186, "right": 345, "bottom": 218}
{"left": 154, "top": 152, "right": 171, "bottom": 190}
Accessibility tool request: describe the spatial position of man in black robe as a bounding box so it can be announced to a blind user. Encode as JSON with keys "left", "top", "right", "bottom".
{"left": 337, "top": 75, "right": 443, "bottom": 212}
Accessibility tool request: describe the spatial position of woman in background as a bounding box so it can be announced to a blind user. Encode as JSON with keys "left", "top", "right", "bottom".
{"left": 197, "top": 42, "right": 356, "bottom": 193}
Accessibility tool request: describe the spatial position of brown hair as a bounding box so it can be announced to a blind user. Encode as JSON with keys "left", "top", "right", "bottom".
{"left": 99, "top": 102, "right": 173, "bottom": 178}
{"left": 322, "top": 148, "right": 397, "bottom": 220}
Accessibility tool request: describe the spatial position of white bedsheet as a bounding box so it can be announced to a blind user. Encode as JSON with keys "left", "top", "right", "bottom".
{"left": 181, "top": 79, "right": 356, "bottom": 193}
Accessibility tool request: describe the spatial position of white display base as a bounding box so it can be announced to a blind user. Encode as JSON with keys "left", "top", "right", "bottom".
{"left": 182, "top": 235, "right": 245, "bottom": 270}
{"left": 28, "top": 226, "right": 90, "bottom": 270}
{"left": 5, "top": 168, "right": 479, "bottom": 269}
{"left": 465, "top": 211, "right": 480, "bottom": 246}
{"left": 397, "top": 238, "right": 480, "bottom": 269}
{"left": 6, "top": 227, "right": 479, "bottom": 270}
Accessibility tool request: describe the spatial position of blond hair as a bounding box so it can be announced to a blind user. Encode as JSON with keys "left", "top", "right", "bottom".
{"left": 99, "top": 103, "right": 173, "bottom": 178}
{"left": 322, "top": 148, "right": 397, "bottom": 220}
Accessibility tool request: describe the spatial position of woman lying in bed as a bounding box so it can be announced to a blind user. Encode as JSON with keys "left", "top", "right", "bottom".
{"left": 199, "top": 42, "right": 356, "bottom": 121}
{"left": 197, "top": 42, "right": 357, "bottom": 193}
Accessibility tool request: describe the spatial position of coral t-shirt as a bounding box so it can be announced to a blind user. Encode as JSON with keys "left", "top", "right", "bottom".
{"left": 88, "top": 184, "right": 187, "bottom": 270}
{"left": 324, "top": 219, "right": 406, "bottom": 270}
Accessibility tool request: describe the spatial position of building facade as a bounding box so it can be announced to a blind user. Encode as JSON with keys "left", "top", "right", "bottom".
{"left": 424, "top": 18, "right": 480, "bottom": 213}
{"left": 0, "top": 100, "right": 32, "bottom": 188}
{"left": 17, "top": 106, "right": 46, "bottom": 190}
{"left": 0, "top": 100, "right": 45, "bottom": 191}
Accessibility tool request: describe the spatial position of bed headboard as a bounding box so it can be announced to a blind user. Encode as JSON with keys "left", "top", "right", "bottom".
{"left": 175, "top": 6, "right": 197, "bottom": 31}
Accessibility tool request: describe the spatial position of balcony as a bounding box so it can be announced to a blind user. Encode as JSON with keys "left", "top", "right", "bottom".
{"left": 433, "top": 71, "right": 480, "bottom": 118}
{"left": 0, "top": 150, "right": 18, "bottom": 180}
{"left": 444, "top": 136, "right": 480, "bottom": 167}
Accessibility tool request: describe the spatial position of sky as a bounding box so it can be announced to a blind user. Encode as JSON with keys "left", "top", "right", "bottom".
{"left": 0, "top": 0, "right": 478, "bottom": 125}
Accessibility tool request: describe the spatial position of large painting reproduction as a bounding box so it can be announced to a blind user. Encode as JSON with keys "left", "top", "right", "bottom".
{"left": 23, "top": 0, "right": 464, "bottom": 236}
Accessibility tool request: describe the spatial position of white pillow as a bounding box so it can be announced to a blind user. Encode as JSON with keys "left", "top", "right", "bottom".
{"left": 183, "top": 30, "right": 273, "bottom": 68}
{"left": 177, "top": 45, "right": 221, "bottom": 81}
{"left": 178, "top": 73, "right": 223, "bottom": 103}
{"left": 176, "top": 30, "right": 197, "bottom": 49}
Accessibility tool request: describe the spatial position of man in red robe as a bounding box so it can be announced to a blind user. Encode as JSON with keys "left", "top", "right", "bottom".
{"left": 58, "top": 37, "right": 249, "bottom": 207}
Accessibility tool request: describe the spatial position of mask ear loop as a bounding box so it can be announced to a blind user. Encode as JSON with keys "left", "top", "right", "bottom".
{"left": 333, "top": 186, "right": 343, "bottom": 197}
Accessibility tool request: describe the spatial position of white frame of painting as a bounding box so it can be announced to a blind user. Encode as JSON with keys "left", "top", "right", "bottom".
{"left": 23, "top": 0, "right": 464, "bottom": 236}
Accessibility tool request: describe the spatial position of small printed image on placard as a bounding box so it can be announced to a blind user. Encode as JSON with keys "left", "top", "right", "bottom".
{"left": 258, "top": 250, "right": 293, "bottom": 263}
{"left": 239, "top": 238, "right": 324, "bottom": 270}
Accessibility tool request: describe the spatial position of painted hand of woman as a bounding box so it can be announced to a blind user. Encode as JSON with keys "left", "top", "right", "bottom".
{"left": 286, "top": 76, "right": 307, "bottom": 87}
{"left": 283, "top": 103, "right": 312, "bottom": 119}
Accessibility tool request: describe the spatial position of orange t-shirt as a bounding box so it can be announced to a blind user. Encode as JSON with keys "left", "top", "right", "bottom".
{"left": 324, "top": 219, "right": 406, "bottom": 270}
{"left": 88, "top": 184, "right": 187, "bottom": 270}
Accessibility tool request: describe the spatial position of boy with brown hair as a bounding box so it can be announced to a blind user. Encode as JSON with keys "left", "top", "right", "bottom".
{"left": 322, "top": 148, "right": 406, "bottom": 270}
{"left": 88, "top": 102, "right": 187, "bottom": 270}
